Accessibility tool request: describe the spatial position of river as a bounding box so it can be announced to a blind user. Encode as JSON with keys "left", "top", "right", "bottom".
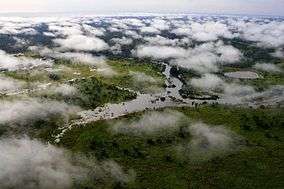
{"left": 53, "top": 63, "right": 213, "bottom": 142}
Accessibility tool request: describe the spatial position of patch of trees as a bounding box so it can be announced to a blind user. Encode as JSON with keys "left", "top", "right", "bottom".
{"left": 76, "top": 77, "right": 137, "bottom": 108}
{"left": 240, "top": 110, "right": 283, "bottom": 131}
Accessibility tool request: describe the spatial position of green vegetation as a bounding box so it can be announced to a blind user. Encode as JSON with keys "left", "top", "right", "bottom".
{"left": 228, "top": 38, "right": 281, "bottom": 67}
{"left": 3, "top": 58, "right": 164, "bottom": 104}
{"left": 0, "top": 112, "right": 73, "bottom": 140}
{"left": 170, "top": 66, "right": 208, "bottom": 98}
{"left": 243, "top": 69, "right": 284, "bottom": 91}
{"left": 29, "top": 76, "right": 137, "bottom": 109}
{"left": 100, "top": 59, "right": 166, "bottom": 93}
{"left": 53, "top": 59, "right": 95, "bottom": 80}
{"left": 75, "top": 76, "right": 137, "bottom": 109}
{"left": 58, "top": 105, "right": 284, "bottom": 189}
{"left": 3, "top": 58, "right": 97, "bottom": 83}
{"left": 4, "top": 69, "right": 51, "bottom": 82}
{"left": 1, "top": 55, "right": 283, "bottom": 189}
{"left": 220, "top": 64, "right": 284, "bottom": 92}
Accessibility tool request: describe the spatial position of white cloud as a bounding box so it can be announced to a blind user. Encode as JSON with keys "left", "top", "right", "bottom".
{"left": 124, "top": 18, "right": 145, "bottom": 27}
{"left": 48, "top": 23, "right": 83, "bottom": 36}
{"left": 190, "top": 73, "right": 283, "bottom": 106}
{"left": 0, "top": 77, "right": 24, "bottom": 93}
{"left": 140, "top": 26, "right": 160, "bottom": 34}
{"left": 0, "top": 50, "right": 53, "bottom": 71}
{"left": 0, "top": 137, "right": 135, "bottom": 189}
{"left": 0, "top": 138, "right": 82, "bottom": 189}
{"left": 254, "top": 63, "right": 282, "bottom": 73}
{"left": 54, "top": 52, "right": 107, "bottom": 67}
{"left": 169, "top": 42, "right": 242, "bottom": 73}
{"left": 172, "top": 21, "right": 234, "bottom": 41}
{"left": 55, "top": 52, "right": 115, "bottom": 76}
{"left": 108, "top": 19, "right": 129, "bottom": 30}
{"left": 0, "top": 99, "right": 80, "bottom": 125}
{"left": 43, "top": 32, "right": 56, "bottom": 37}
{"left": 223, "top": 83, "right": 255, "bottom": 97}
{"left": 0, "top": 20, "right": 38, "bottom": 35}
{"left": 129, "top": 71, "right": 163, "bottom": 93}
{"left": 134, "top": 45, "right": 187, "bottom": 59}
{"left": 185, "top": 122, "right": 241, "bottom": 160}
{"left": 271, "top": 48, "right": 284, "bottom": 58}
{"left": 235, "top": 21, "right": 284, "bottom": 48}
{"left": 151, "top": 19, "right": 170, "bottom": 30}
{"left": 222, "top": 84, "right": 284, "bottom": 106}
{"left": 53, "top": 84, "right": 77, "bottom": 97}
{"left": 190, "top": 74, "right": 223, "bottom": 91}
{"left": 13, "top": 37, "right": 29, "bottom": 48}
{"left": 29, "top": 47, "right": 116, "bottom": 76}
{"left": 171, "top": 52, "right": 219, "bottom": 73}
{"left": 54, "top": 34, "right": 109, "bottom": 51}
{"left": 111, "top": 37, "right": 133, "bottom": 45}
{"left": 0, "top": 137, "right": 85, "bottom": 189}
{"left": 143, "top": 35, "right": 180, "bottom": 46}
{"left": 191, "top": 22, "right": 234, "bottom": 41}
{"left": 189, "top": 73, "right": 259, "bottom": 104}
{"left": 190, "top": 123, "right": 236, "bottom": 150}
{"left": 217, "top": 45, "right": 242, "bottom": 64}
{"left": 171, "top": 27, "right": 191, "bottom": 36}
{"left": 170, "top": 43, "right": 220, "bottom": 73}
{"left": 129, "top": 71, "right": 157, "bottom": 83}
{"left": 111, "top": 110, "right": 186, "bottom": 136}
{"left": 246, "top": 85, "right": 284, "bottom": 106}
{"left": 82, "top": 24, "right": 105, "bottom": 36}
{"left": 98, "top": 160, "right": 135, "bottom": 184}
{"left": 110, "top": 44, "right": 122, "bottom": 55}
{"left": 124, "top": 30, "right": 141, "bottom": 39}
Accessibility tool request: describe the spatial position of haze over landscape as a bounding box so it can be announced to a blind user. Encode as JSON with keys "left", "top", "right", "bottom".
{"left": 1, "top": 0, "right": 284, "bottom": 16}
{"left": 0, "top": 1, "right": 283, "bottom": 189}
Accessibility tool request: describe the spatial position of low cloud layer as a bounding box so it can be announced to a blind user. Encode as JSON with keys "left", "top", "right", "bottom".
{"left": 112, "top": 110, "right": 243, "bottom": 160}
{"left": 1, "top": 15, "right": 283, "bottom": 78}
{"left": 173, "top": 21, "right": 235, "bottom": 42}
{"left": 254, "top": 63, "right": 282, "bottom": 73}
{"left": 134, "top": 45, "right": 187, "bottom": 59}
{"left": 52, "top": 84, "right": 78, "bottom": 97}
{"left": 0, "top": 99, "right": 80, "bottom": 125}
{"left": 29, "top": 47, "right": 116, "bottom": 76}
{"left": 128, "top": 71, "right": 163, "bottom": 93}
{"left": 129, "top": 71, "right": 157, "bottom": 83}
{"left": 184, "top": 122, "right": 242, "bottom": 161}
{"left": 135, "top": 41, "right": 242, "bottom": 73}
{"left": 190, "top": 74, "right": 223, "bottom": 91}
{"left": 169, "top": 42, "right": 242, "bottom": 73}
{"left": 189, "top": 73, "right": 284, "bottom": 106}
{"left": 0, "top": 137, "right": 84, "bottom": 189}
{"left": 54, "top": 34, "right": 109, "bottom": 51}
{"left": 0, "top": 77, "right": 24, "bottom": 93}
{"left": 237, "top": 21, "right": 284, "bottom": 48}
{"left": 111, "top": 110, "right": 187, "bottom": 136}
{"left": 0, "top": 15, "right": 284, "bottom": 53}
{"left": 0, "top": 137, "right": 134, "bottom": 189}
{"left": 0, "top": 50, "right": 53, "bottom": 71}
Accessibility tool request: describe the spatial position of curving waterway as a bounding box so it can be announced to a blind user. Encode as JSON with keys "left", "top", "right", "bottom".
{"left": 53, "top": 63, "right": 214, "bottom": 142}
{"left": 53, "top": 63, "right": 284, "bottom": 142}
